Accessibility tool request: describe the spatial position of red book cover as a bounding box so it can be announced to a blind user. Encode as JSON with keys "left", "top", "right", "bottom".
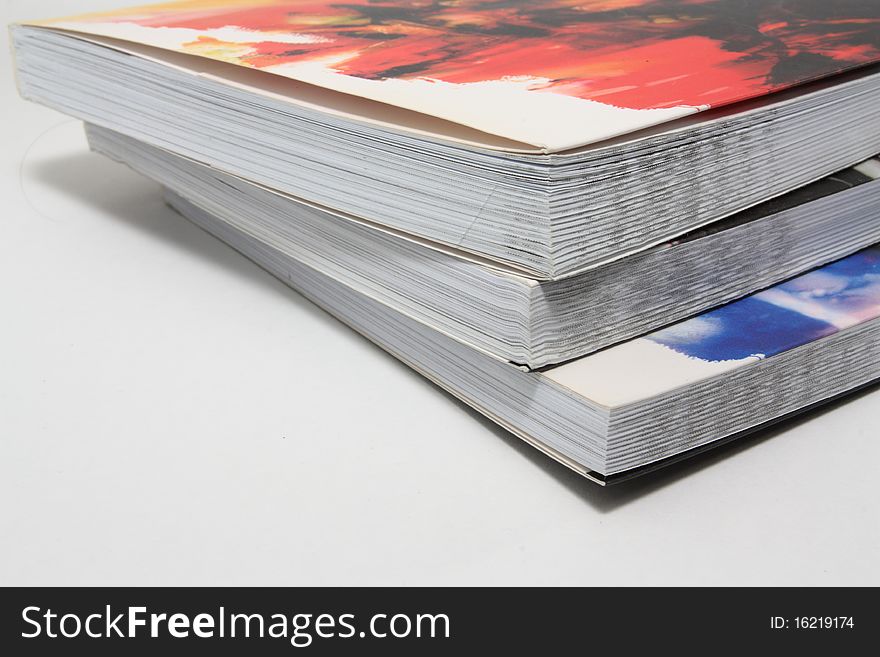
{"left": 28, "top": 1, "right": 880, "bottom": 150}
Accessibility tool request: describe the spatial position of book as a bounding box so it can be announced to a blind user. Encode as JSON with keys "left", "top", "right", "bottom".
{"left": 11, "top": 2, "right": 880, "bottom": 483}
{"left": 12, "top": 1, "right": 880, "bottom": 277}
{"left": 163, "top": 190, "right": 880, "bottom": 483}
{"left": 88, "top": 123, "right": 880, "bottom": 367}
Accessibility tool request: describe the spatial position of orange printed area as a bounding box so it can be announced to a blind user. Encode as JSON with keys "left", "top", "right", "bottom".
{"left": 37, "top": 0, "right": 880, "bottom": 111}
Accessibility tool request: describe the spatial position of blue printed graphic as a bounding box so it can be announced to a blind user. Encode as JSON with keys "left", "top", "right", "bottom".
{"left": 647, "top": 247, "right": 880, "bottom": 362}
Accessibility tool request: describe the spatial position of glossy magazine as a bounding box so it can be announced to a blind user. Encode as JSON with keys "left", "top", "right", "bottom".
{"left": 27, "top": 0, "right": 880, "bottom": 150}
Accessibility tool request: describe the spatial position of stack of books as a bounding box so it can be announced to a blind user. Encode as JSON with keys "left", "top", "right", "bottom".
{"left": 13, "top": 1, "right": 880, "bottom": 483}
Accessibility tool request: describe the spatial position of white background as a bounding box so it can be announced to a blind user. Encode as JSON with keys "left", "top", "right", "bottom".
{"left": 2, "top": 0, "right": 878, "bottom": 586}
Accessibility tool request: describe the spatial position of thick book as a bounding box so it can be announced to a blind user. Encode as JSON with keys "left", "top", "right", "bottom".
{"left": 88, "top": 123, "right": 880, "bottom": 368}
{"left": 163, "top": 190, "right": 880, "bottom": 483}
{"left": 11, "top": 1, "right": 880, "bottom": 277}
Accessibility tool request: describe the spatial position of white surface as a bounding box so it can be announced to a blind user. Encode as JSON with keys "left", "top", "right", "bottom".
{"left": 2, "top": 1, "right": 879, "bottom": 587}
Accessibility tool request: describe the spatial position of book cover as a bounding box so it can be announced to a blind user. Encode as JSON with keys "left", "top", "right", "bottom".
{"left": 28, "top": 0, "right": 880, "bottom": 151}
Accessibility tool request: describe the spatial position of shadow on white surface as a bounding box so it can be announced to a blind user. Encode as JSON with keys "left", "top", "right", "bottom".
{"left": 22, "top": 140, "right": 314, "bottom": 304}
